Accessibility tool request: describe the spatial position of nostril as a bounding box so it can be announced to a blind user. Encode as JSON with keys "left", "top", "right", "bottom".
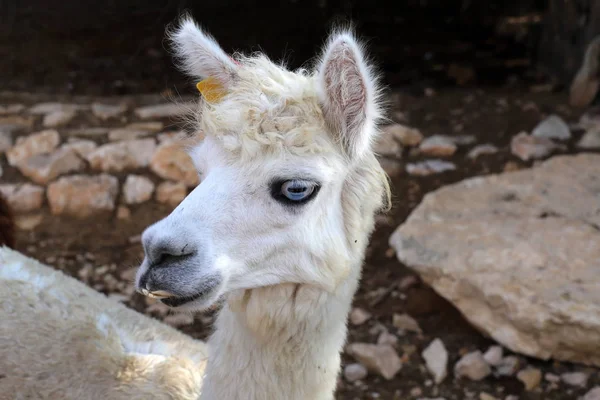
{"left": 155, "top": 252, "right": 185, "bottom": 266}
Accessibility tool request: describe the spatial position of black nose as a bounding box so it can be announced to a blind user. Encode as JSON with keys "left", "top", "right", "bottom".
{"left": 137, "top": 240, "right": 196, "bottom": 294}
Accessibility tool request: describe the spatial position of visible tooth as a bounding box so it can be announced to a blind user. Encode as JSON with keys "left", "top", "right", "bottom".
{"left": 139, "top": 288, "right": 150, "bottom": 297}
{"left": 148, "top": 290, "right": 175, "bottom": 299}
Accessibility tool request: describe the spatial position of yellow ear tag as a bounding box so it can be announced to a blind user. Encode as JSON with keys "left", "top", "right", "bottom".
{"left": 196, "top": 77, "right": 226, "bottom": 103}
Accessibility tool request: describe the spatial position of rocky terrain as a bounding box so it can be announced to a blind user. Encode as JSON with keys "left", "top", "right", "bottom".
{"left": 1, "top": 87, "right": 600, "bottom": 400}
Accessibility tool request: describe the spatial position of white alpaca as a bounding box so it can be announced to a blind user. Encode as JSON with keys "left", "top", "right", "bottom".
{"left": 0, "top": 17, "right": 389, "bottom": 400}
{"left": 134, "top": 17, "right": 390, "bottom": 400}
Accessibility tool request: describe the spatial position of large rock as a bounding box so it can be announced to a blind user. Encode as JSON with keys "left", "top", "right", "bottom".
{"left": 389, "top": 154, "right": 600, "bottom": 367}
{"left": 47, "top": 174, "right": 119, "bottom": 217}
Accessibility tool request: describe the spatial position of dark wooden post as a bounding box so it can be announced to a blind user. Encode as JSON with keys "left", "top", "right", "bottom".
{"left": 537, "top": 0, "right": 600, "bottom": 86}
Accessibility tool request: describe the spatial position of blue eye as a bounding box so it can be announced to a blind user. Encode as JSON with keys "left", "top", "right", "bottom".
{"left": 281, "top": 180, "right": 315, "bottom": 201}
{"left": 271, "top": 179, "right": 320, "bottom": 205}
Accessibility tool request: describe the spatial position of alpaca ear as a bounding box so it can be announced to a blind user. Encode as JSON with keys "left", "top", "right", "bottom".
{"left": 317, "top": 31, "right": 380, "bottom": 159}
{"left": 169, "top": 16, "right": 239, "bottom": 87}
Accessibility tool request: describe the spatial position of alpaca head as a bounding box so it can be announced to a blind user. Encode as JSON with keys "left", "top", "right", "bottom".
{"left": 135, "top": 16, "right": 389, "bottom": 311}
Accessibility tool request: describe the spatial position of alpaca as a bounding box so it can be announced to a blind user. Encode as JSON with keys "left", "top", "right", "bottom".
{"left": 134, "top": 16, "right": 390, "bottom": 400}
{"left": 0, "top": 246, "right": 208, "bottom": 400}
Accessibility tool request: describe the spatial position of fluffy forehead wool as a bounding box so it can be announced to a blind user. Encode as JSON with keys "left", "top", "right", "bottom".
{"left": 191, "top": 55, "right": 338, "bottom": 159}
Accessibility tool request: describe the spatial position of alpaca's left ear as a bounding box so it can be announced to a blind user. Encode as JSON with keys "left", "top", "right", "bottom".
{"left": 317, "top": 31, "right": 381, "bottom": 159}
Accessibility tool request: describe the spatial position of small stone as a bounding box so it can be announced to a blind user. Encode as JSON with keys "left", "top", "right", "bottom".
{"left": 377, "top": 331, "right": 399, "bottom": 347}
{"left": 383, "top": 124, "right": 424, "bottom": 146}
{"left": 117, "top": 205, "right": 131, "bottom": 220}
{"left": 577, "top": 129, "right": 600, "bottom": 149}
{"left": 163, "top": 313, "right": 194, "bottom": 327}
{"left": 510, "top": 131, "right": 564, "bottom": 161}
{"left": 62, "top": 140, "right": 97, "bottom": 158}
{"left": 532, "top": 115, "right": 571, "bottom": 140}
{"left": 128, "top": 234, "right": 142, "bottom": 244}
{"left": 448, "top": 135, "right": 476, "bottom": 146}
{"left": 0, "top": 132, "right": 13, "bottom": 154}
{"left": 150, "top": 141, "right": 199, "bottom": 187}
{"left": 504, "top": 396, "right": 518, "bottom": 400}
{"left": 343, "top": 363, "right": 368, "bottom": 382}
{"left": 560, "top": 371, "right": 589, "bottom": 387}
{"left": 107, "top": 123, "right": 163, "bottom": 141}
{"left": 65, "top": 127, "right": 109, "bottom": 137}
{"left": 29, "top": 102, "right": 86, "bottom": 115}
{"left": 516, "top": 368, "right": 542, "bottom": 390}
{"left": 86, "top": 139, "right": 156, "bottom": 172}
{"left": 346, "top": 343, "right": 403, "bottom": 380}
{"left": 0, "top": 183, "right": 44, "bottom": 213}
{"left": 14, "top": 213, "right": 43, "bottom": 231}
{"left": 422, "top": 338, "right": 448, "bottom": 384}
{"left": 47, "top": 174, "right": 119, "bottom": 217}
{"left": 17, "top": 148, "right": 84, "bottom": 184}
{"left": 108, "top": 128, "right": 153, "bottom": 141}
{"left": 392, "top": 313, "right": 422, "bottom": 333}
{"left": 123, "top": 175, "right": 155, "bottom": 204}
{"left": 479, "top": 393, "right": 498, "bottom": 400}
{"left": 454, "top": 351, "right": 492, "bottom": 381}
{"left": 399, "top": 275, "right": 419, "bottom": 290}
{"left": 91, "top": 103, "right": 128, "bottom": 120}
{"left": 134, "top": 103, "right": 187, "bottom": 119}
{"left": 496, "top": 356, "right": 521, "bottom": 376}
{"left": 406, "top": 160, "right": 456, "bottom": 176}
{"left": 43, "top": 110, "right": 76, "bottom": 128}
{"left": 0, "top": 115, "right": 33, "bottom": 134}
{"left": 126, "top": 122, "right": 164, "bottom": 132}
{"left": 583, "top": 387, "right": 600, "bottom": 400}
{"left": 6, "top": 130, "right": 60, "bottom": 166}
{"left": 374, "top": 128, "right": 403, "bottom": 157}
{"left": 468, "top": 144, "right": 499, "bottom": 159}
{"left": 419, "top": 135, "right": 457, "bottom": 156}
{"left": 156, "top": 181, "right": 187, "bottom": 206}
{"left": 107, "top": 293, "right": 129, "bottom": 303}
{"left": 483, "top": 346, "right": 503, "bottom": 367}
{"left": 545, "top": 373, "right": 560, "bottom": 383}
{"left": 0, "top": 104, "right": 25, "bottom": 115}
{"left": 378, "top": 158, "right": 402, "bottom": 178}
{"left": 350, "top": 307, "right": 372, "bottom": 325}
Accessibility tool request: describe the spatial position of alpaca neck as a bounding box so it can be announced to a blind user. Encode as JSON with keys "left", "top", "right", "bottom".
{"left": 200, "top": 277, "right": 359, "bottom": 400}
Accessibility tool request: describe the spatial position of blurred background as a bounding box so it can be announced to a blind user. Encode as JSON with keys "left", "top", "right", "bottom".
{"left": 1, "top": 0, "right": 595, "bottom": 95}
{"left": 1, "top": 1, "right": 600, "bottom": 399}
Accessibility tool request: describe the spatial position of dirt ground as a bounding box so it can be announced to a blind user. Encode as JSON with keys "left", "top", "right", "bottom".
{"left": 5, "top": 83, "right": 599, "bottom": 399}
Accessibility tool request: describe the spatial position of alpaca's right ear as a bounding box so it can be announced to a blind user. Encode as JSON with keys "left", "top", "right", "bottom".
{"left": 169, "top": 16, "right": 239, "bottom": 88}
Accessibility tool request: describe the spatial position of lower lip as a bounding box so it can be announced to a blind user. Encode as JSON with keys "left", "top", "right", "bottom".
{"left": 160, "top": 291, "right": 203, "bottom": 307}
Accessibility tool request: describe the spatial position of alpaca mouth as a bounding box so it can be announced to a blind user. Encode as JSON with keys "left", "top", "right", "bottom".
{"left": 160, "top": 291, "right": 204, "bottom": 307}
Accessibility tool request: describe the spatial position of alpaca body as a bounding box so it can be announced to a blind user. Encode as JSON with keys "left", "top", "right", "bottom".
{"left": 0, "top": 247, "right": 207, "bottom": 400}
